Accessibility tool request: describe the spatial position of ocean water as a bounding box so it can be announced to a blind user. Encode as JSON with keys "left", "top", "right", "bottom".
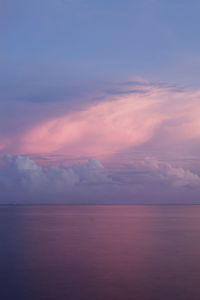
{"left": 1, "top": 205, "right": 200, "bottom": 300}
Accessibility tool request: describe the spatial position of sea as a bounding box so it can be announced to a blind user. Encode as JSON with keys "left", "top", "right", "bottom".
{"left": 0, "top": 205, "right": 200, "bottom": 300}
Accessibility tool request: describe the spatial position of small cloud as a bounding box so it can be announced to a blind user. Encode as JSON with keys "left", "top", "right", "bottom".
{"left": 143, "top": 157, "right": 200, "bottom": 187}
{"left": 105, "top": 89, "right": 148, "bottom": 95}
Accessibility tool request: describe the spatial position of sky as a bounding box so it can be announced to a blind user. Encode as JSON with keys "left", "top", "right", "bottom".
{"left": 1, "top": 0, "right": 200, "bottom": 203}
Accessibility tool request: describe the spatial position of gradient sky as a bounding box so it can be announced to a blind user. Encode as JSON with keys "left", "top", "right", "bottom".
{"left": 1, "top": 0, "right": 200, "bottom": 203}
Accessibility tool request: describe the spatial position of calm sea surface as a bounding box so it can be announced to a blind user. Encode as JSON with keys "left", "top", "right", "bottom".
{"left": 1, "top": 205, "right": 200, "bottom": 300}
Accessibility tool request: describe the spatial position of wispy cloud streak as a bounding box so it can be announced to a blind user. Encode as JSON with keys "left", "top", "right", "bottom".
{"left": 0, "top": 80, "right": 200, "bottom": 165}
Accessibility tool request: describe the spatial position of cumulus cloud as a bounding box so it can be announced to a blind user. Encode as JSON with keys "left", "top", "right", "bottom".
{"left": 0, "top": 155, "right": 112, "bottom": 202}
{"left": 0, "top": 154, "right": 200, "bottom": 203}
{"left": 143, "top": 157, "right": 200, "bottom": 187}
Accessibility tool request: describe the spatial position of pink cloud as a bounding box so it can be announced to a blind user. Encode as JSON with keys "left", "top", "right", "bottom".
{"left": 1, "top": 81, "right": 200, "bottom": 164}
{"left": 19, "top": 86, "right": 168, "bottom": 158}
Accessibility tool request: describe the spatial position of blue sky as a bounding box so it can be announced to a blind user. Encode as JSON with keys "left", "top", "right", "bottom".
{"left": 2, "top": 0, "right": 200, "bottom": 90}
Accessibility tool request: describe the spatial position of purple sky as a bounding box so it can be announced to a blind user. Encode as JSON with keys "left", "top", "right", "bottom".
{"left": 1, "top": 0, "right": 200, "bottom": 203}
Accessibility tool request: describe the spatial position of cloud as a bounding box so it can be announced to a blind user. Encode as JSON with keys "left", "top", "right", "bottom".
{"left": 143, "top": 157, "right": 200, "bottom": 187}
{"left": 0, "top": 154, "right": 200, "bottom": 203}
{"left": 0, "top": 155, "right": 111, "bottom": 191}
{"left": 17, "top": 83, "right": 167, "bottom": 157}
{"left": 105, "top": 89, "right": 148, "bottom": 95}
{"left": 0, "top": 155, "right": 117, "bottom": 203}
{"left": 1, "top": 79, "right": 200, "bottom": 166}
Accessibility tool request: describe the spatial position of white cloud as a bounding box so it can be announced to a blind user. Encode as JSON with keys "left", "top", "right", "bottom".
{"left": 143, "top": 157, "right": 200, "bottom": 187}
{"left": 0, "top": 155, "right": 111, "bottom": 194}
{"left": 0, "top": 155, "right": 200, "bottom": 203}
